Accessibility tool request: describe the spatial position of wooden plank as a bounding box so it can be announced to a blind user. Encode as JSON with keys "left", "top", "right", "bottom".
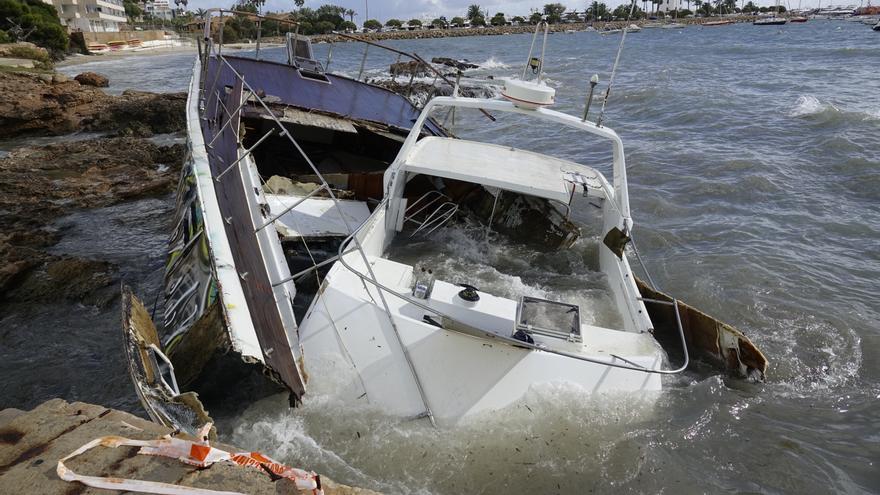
{"left": 202, "top": 73, "right": 305, "bottom": 399}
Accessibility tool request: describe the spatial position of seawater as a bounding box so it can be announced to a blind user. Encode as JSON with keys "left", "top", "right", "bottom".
{"left": 2, "top": 20, "right": 876, "bottom": 493}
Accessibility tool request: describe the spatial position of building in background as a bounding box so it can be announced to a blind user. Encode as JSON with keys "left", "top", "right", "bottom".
{"left": 658, "top": 0, "right": 681, "bottom": 13}
{"left": 43, "top": 0, "right": 127, "bottom": 32}
{"left": 142, "top": 0, "right": 175, "bottom": 21}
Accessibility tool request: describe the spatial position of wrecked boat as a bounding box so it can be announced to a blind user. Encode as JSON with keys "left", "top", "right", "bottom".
{"left": 123, "top": 11, "right": 767, "bottom": 431}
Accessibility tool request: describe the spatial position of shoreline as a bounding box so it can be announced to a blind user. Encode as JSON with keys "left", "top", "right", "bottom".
{"left": 307, "top": 16, "right": 762, "bottom": 43}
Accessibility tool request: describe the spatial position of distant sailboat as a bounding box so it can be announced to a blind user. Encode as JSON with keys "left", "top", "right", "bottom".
{"left": 754, "top": 0, "right": 787, "bottom": 25}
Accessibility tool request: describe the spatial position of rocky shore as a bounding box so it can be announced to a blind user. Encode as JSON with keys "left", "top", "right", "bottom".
{"left": 306, "top": 16, "right": 759, "bottom": 43}
{"left": 0, "top": 70, "right": 186, "bottom": 304}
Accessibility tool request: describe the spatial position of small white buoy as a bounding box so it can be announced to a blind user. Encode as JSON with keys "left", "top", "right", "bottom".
{"left": 501, "top": 79, "right": 556, "bottom": 110}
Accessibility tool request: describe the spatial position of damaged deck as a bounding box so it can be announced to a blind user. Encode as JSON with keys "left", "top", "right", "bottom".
{"left": 0, "top": 399, "right": 377, "bottom": 494}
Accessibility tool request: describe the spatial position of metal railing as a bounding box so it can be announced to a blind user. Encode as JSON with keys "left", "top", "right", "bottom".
{"left": 197, "top": 24, "right": 438, "bottom": 425}
{"left": 335, "top": 203, "right": 690, "bottom": 376}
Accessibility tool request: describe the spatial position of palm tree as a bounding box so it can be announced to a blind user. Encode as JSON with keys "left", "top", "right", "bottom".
{"left": 467, "top": 4, "right": 482, "bottom": 21}
{"left": 346, "top": 8, "right": 357, "bottom": 23}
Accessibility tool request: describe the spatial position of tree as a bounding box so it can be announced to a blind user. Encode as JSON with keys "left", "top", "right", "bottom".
{"left": 430, "top": 17, "right": 447, "bottom": 28}
{"left": 0, "top": 0, "right": 68, "bottom": 56}
{"left": 123, "top": 0, "right": 142, "bottom": 22}
{"left": 587, "top": 1, "right": 609, "bottom": 21}
{"left": 363, "top": 18, "right": 381, "bottom": 30}
{"left": 612, "top": 3, "right": 643, "bottom": 19}
{"left": 490, "top": 12, "right": 506, "bottom": 25}
{"left": 542, "top": 3, "right": 566, "bottom": 23}
{"left": 339, "top": 20, "right": 356, "bottom": 31}
{"left": 529, "top": 12, "right": 543, "bottom": 24}
{"left": 471, "top": 14, "right": 486, "bottom": 26}
{"left": 314, "top": 20, "right": 334, "bottom": 33}
{"left": 466, "top": 4, "right": 482, "bottom": 21}
{"left": 345, "top": 8, "right": 356, "bottom": 23}
{"left": 450, "top": 16, "right": 465, "bottom": 26}
{"left": 407, "top": 18, "right": 422, "bottom": 28}
{"left": 511, "top": 15, "right": 525, "bottom": 24}
{"left": 385, "top": 18, "right": 402, "bottom": 28}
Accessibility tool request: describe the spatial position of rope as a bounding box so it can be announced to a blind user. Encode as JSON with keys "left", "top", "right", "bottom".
{"left": 597, "top": 0, "right": 638, "bottom": 127}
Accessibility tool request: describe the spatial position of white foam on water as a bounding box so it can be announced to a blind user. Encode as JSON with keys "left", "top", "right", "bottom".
{"left": 228, "top": 377, "right": 660, "bottom": 494}
{"left": 788, "top": 95, "right": 836, "bottom": 117}
{"left": 478, "top": 56, "right": 510, "bottom": 70}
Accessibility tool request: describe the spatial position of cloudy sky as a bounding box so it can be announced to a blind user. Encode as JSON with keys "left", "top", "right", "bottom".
{"left": 183, "top": 0, "right": 818, "bottom": 23}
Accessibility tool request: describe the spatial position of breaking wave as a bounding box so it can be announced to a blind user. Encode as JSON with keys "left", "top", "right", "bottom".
{"left": 478, "top": 56, "right": 510, "bottom": 70}
{"left": 788, "top": 95, "right": 837, "bottom": 117}
{"left": 788, "top": 95, "right": 880, "bottom": 122}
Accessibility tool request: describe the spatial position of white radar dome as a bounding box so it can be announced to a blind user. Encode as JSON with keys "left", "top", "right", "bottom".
{"left": 501, "top": 79, "right": 556, "bottom": 110}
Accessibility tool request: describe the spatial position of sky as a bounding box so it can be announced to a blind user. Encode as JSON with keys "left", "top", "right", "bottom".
{"left": 182, "top": 0, "right": 839, "bottom": 23}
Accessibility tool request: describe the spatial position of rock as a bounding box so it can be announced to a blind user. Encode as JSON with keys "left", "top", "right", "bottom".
{"left": 431, "top": 57, "right": 479, "bottom": 71}
{"left": 0, "top": 71, "right": 185, "bottom": 138}
{"left": 389, "top": 60, "right": 428, "bottom": 78}
{"left": 0, "top": 58, "right": 34, "bottom": 69}
{"left": 74, "top": 71, "right": 109, "bottom": 87}
{"left": 0, "top": 41, "right": 49, "bottom": 60}
{"left": 0, "top": 137, "right": 184, "bottom": 302}
{"left": 51, "top": 72, "right": 68, "bottom": 84}
{"left": 0, "top": 399, "right": 381, "bottom": 495}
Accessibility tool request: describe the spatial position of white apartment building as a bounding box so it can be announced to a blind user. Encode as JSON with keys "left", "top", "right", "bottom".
{"left": 43, "top": 0, "right": 127, "bottom": 32}
{"left": 143, "top": 0, "right": 175, "bottom": 21}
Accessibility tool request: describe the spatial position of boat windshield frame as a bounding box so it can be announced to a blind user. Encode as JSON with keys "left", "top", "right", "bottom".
{"left": 388, "top": 96, "right": 633, "bottom": 228}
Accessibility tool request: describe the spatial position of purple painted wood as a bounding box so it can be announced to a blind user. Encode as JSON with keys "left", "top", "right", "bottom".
{"left": 207, "top": 56, "right": 444, "bottom": 135}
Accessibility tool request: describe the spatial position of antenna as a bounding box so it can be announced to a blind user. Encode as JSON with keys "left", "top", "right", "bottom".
{"left": 582, "top": 74, "right": 599, "bottom": 121}
{"left": 597, "top": 0, "right": 637, "bottom": 127}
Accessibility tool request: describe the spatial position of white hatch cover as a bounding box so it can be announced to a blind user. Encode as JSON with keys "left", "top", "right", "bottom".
{"left": 265, "top": 194, "right": 370, "bottom": 239}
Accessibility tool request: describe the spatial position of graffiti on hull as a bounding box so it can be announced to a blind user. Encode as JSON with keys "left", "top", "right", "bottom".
{"left": 162, "top": 151, "right": 219, "bottom": 353}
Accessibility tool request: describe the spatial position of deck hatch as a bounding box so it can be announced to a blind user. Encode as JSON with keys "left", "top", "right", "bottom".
{"left": 516, "top": 296, "right": 582, "bottom": 343}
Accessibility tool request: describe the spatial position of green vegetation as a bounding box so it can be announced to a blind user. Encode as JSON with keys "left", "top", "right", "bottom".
{"left": 407, "top": 18, "right": 422, "bottom": 27}
{"left": 123, "top": 0, "right": 142, "bottom": 22}
{"left": 0, "top": 0, "right": 68, "bottom": 57}
{"left": 363, "top": 18, "right": 382, "bottom": 30}
{"left": 490, "top": 12, "right": 506, "bottom": 26}
{"left": 466, "top": 4, "right": 485, "bottom": 26}
{"left": 385, "top": 18, "right": 402, "bottom": 28}
{"left": 543, "top": 3, "right": 566, "bottom": 23}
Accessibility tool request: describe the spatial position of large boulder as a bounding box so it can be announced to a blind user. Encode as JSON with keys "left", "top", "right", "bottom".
{"left": 74, "top": 71, "right": 109, "bottom": 87}
{"left": 0, "top": 71, "right": 185, "bottom": 138}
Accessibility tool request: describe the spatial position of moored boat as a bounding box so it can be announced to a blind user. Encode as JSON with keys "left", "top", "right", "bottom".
{"left": 704, "top": 19, "right": 735, "bottom": 26}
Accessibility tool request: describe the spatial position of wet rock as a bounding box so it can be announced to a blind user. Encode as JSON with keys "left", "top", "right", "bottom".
{"left": 0, "top": 137, "right": 184, "bottom": 302}
{"left": 431, "top": 57, "right": 479, "bottom": 71}
{"left": 0, "top": 71, "right": 185, "bottom": 138}
{"left": 389, "top": 60, "right": 428, "bottom": 78}
{"left": 74, "top": 71, "right": 109, "bottom": 87}
{"left": 5, "top": 256, "right": 117, "bottom": 306}
{"left": 90, "top": 90, "right": 187, "bottom": 137}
